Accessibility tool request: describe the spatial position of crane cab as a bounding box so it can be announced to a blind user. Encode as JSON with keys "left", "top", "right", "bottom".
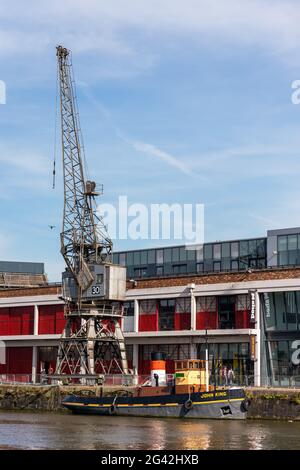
{"left": 62, "top": 263, "right": 126, "bottom": 303}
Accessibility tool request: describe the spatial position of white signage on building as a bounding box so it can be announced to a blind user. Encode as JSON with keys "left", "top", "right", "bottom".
{"left": 291, "top": 340, "right": 300, "bottom": 366}
{"left": 250, "top": 291, "right": 256, "bottom": 323}
{"left": 263, "top": 293, "right": 271, "bottom": 318}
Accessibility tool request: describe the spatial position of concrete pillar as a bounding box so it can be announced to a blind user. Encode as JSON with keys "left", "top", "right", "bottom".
{"left": 33, "top": 304, "right": 39, "bottom": 336}
{"left": 32, "top": 346, "right": 38, "bottom": 384}
{"left": 134, "top": 299, "right": 139, "bottom": 333}
{"left": 190, "top": 288, "right": 196, "bottom": 330}
{"left": 254, "top": 291, "right": 261, "bottom": 387}
{"left": 132, "top": 344, "right": 139, "bottom": 375}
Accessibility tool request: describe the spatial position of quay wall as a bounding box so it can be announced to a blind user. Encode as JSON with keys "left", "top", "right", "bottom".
{"left": 246, "top": 387, "right": 300, "bottom": 420}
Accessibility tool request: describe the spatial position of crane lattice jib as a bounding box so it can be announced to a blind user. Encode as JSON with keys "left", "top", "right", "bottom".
{"left": 56, "top": 46, "right": 112, "bottom": 293}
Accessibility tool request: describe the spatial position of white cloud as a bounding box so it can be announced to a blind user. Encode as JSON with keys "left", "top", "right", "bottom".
{"left": 1, "top": 1, "right": 300, "bottom": 64}
{"left": 0, "top": 144, "right": 49, "bottom": 174}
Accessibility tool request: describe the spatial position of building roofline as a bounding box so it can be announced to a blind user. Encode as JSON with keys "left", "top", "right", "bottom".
{"left": 114, "top": 235, "right": 267, "bottom": 254}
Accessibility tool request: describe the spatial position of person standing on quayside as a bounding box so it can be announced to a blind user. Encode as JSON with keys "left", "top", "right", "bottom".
{"left": 222, "top": 364, "right": 228, "bottom": 386}
{"left": 154, "top": 373, "right": 159, "bottom": 387}
{"left": 227, "top": 365, "right": 235, "bottom": 386}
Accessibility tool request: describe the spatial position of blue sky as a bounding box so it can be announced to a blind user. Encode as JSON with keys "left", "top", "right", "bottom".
{"left": 1, "top": 0, "right": 300, "bottom": 281}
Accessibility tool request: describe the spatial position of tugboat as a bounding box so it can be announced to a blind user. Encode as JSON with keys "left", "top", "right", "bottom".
{"left": 62, "top": 353, "right": 248, "bottom": 419}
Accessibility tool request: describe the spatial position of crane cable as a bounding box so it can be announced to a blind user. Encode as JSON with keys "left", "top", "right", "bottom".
{"left": 52, "top": 61, "right": 59, "bottom": 190}
{"left": 69, "top": 51, "right": 90, "bottom": 181}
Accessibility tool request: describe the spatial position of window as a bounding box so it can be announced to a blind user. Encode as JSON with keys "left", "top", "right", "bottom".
{"left": 257, "top": 240, "right": 266, "bottom": 257}
{"left": 175, "top": 297, "right": 191, "bottom": 313}
{"left": 240, "top": 241, "right": 248, "bottom": 257}
{"left": 156, "top": 249, "right": 164, "bottom": 264}
{"left": 140, "top": 300, "right": 157, "bottom": 314}
{"left": 180, "top": 247, "right": 187, "bottom": 261}
{"left": 148, "top": 250, "right": 155, "bottom": 264}
{"left": 159, "top": 299, "right": 175, "bottom": 331}
{"left": 204, "top": 244, "right": 213, "bottom": 259}
{"left": 288, "top": 250, "right": 297, "bottom": 265}
{"left": 257, "top": 258, "right": 266, "bottom": 268}
{"left": 112, "top": 253, "right": 119, "bottom": 264}
{"left": 126, "top": 252, "right": 133, "bottom": 265}
{"left": 134, "top": 267, "right": 147, "bottom": 278}
{"left": 196, "top": 296, "right": 216, "bottom": 312}
{"left": 119, "top": 253, "right": 126, "bottom": 266}
{"left": 213, "top": 261, "right": 221, "bottom": 272}
{"left": 278, "top": 252, "right": 288, "bottom": 266}
{"left": 288, "top": 235, "right": 298, "bottom": 251}
{"left": 236, "top": 294, "right": 250, "bottom": 310}
{"left": 133, "top": 251, "right": 140, "bottom": 265}
{"left": 222, "top": 243, "right": 230, "bottom": 258}
{"left": 249, "top": 259, "right": 257, "bottom": 268}
{"left": 278, "top": 236, "right": 287, "bottom": 252}
{"left": 196, "top": 245, "right": 204, "bottom": 261}
{"left": 196, "top": 262, "right": 204, "bottom": 273}
{"left": 96, "top": 274, "right": 103, "bottom": 284}
{"left": 273, "top": 292, "right": 286, "bottom": 330}
{"left": 173, "top": 264, "right": 187, "bottom": 274}
{"left": 124, "top": 301, "right": 134, "bottom": 316}
{"left": 221, "top": 258, "right": 230, "bottom": 271}
{"left": 164, "top": 248, "right": 172, "bottom": 263}
{"left": 172, "top": 247, "right": 180, "bottom": 262}
{"left": 248, "top": 240, "right": 257, "bottom": 255}
{"left": 231, "top": 242, "right": 239, "bottom": 258}
{"left": 140, "top": 251, "right": 148, "bottom": 264}
{"left": 285, "top": 291, "right": 297, "bottom": 330}
{"left": 156, "top": 266, "right": 164, "bottom": 276}
{"left": 213, "top": 244, "right": 221, "bottom": 260}
{"left": 231, "top": 260, "right": 239, "bottom": 270}
{"left": 187, "top": 249, "right": 196, "bottom": 261}
{"left": 204, "top": 260, "right": 213, "bottom": 272}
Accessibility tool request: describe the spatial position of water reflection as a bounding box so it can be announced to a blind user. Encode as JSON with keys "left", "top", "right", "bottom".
{"left": 0, "top": 412, "right": 299, "bottom": 450}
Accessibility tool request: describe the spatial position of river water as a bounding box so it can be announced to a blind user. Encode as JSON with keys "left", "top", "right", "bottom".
{"left": 0, "top": 411, "right": 299, "bottom": 450}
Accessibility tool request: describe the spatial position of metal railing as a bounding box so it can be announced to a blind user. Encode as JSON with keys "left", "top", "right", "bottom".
{"left": 0, "top": 374, "right": 42, "bottom": 385}
{"left": 210, "top": 374, "right": 300, "bottom": 388}
{"left": 0, "top": 373, "right": 173, "bottom": 387}
{"left": 1, "top": 372, "right": 300, "bottom": 388}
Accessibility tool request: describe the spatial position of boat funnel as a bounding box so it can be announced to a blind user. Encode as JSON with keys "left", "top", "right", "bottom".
{"left": 150, "top": 352, "right": 167, "bottom": 387}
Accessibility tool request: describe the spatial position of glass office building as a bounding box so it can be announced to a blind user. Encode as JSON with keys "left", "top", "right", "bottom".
{"left": 113, "top": 237, "right": 267, "bottom": 278}
{"left": 260, "top": 291, "right": 300, "bottom": 386}
{"left": 114, "top": 227, "right": 300, "bottom": 279}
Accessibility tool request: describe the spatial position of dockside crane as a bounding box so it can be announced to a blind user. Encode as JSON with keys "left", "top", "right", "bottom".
{"left": 55, "top": 46, "right": 129, "bottom": 380}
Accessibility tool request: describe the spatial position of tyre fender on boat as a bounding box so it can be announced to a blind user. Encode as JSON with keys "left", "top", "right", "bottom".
{"left": 184, "top": 399, "right": 193, "bottom": 411}
{"left": 109, "top": 404, "right": 117, "bottom": 414}
{"left": 241, "top": 398, "right": 250, "bottom": 413}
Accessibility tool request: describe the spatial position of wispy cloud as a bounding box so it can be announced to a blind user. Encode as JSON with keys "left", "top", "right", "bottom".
{"left": 123, "top": 138, "right": 191, "bottom": 176}
{"left": 248, "top": 213, "right": 276, "bottom": 226}
{"left": 0, "top": 144, "right": 49, "bottom": 174}
{"left": 78, "top": 86, "right": 192, "bottom": 176}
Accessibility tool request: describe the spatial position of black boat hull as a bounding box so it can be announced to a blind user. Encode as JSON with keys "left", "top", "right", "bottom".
{"left": 62, "top": 388, "right": 247, "bottom": 419}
